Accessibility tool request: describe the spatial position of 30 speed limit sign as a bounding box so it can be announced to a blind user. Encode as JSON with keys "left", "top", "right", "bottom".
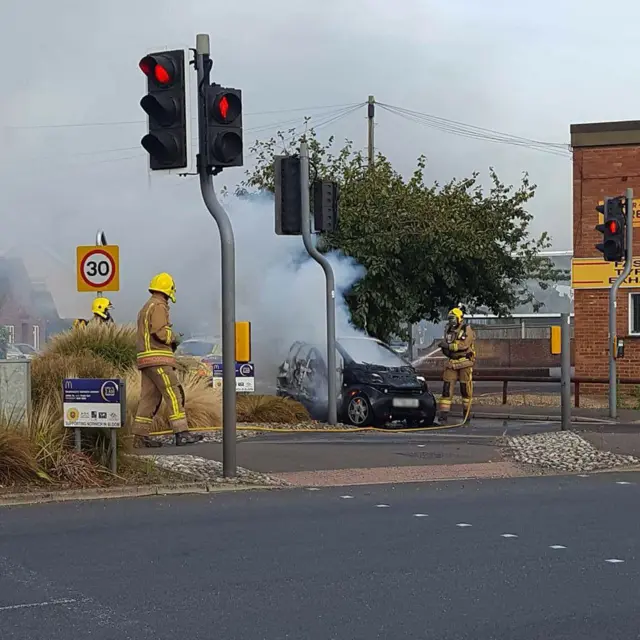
{"left": 76, "top": 245, "right": 120, "bottom": 292}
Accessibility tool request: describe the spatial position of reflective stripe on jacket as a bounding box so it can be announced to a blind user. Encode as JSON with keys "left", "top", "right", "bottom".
{"left": 136, "top": 293, "right": 176, "bottom": 369}
{"left": 442, "top": 323, "right": 476, "bottom": 370}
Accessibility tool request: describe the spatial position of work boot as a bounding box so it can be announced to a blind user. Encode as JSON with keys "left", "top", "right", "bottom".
{"left": 175, "top": 431, "right": 204, "bottom": 446}
{"left": 133, "top": 435, "right": 163, "bottom": 448}
{"left": 437, "top": 411, "right": 449, "bottom": 425}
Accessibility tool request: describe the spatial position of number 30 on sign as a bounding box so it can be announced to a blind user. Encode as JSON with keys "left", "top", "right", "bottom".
{"left": 76, "top": 245, "right": 120, "bottom": 293}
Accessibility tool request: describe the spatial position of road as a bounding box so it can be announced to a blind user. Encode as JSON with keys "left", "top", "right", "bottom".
{"left": 1, "top": 472, "right": 638, "bottom": 639}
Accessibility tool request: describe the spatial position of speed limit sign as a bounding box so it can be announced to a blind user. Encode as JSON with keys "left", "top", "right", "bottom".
{"left": 76, "top": 245, "right": 120, "bottom": 292}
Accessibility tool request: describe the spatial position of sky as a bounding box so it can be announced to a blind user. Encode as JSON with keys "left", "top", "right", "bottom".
{"left": 0, "top": 0, "right": 637, "bottom": 328}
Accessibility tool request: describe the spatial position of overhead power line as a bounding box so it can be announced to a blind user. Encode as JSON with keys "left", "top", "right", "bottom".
{"left": 378, "top": 102, "right": 571, "bottom": 158}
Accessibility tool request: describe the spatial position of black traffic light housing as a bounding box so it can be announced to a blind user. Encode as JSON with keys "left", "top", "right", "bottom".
{"left": 595, "top": 196, "right": 626, "bottom": 262}
{"left": 313, "top": 180, "right": 339, "bottom": 232}
{"left": 274, "top": 155, "right": 302, "bottom": 235}
{"left": 203, "top": 84, "right": 243, "bottom": 174}
{"left": 139, "top": 49, "right": 193, "bottom": 173}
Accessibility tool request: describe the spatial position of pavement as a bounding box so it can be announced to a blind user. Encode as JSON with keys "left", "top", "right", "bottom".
{"left": 1, "top": 472, "right": 639, "bottom": 639}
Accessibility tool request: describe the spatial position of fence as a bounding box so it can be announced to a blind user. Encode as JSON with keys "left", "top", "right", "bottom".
{"left": 0, "top": 359, "right": 31, "bottom": 426}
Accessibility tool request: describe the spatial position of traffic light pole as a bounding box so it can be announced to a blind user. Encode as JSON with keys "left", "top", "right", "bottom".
{"left": 608, "top": 187, "right": 634, "bottom": 419}
{"left": 195, "top": 33, "right": 237, "bottom": 476}
{"left": 299, "top": 141, "right": 338, "bottom": 425}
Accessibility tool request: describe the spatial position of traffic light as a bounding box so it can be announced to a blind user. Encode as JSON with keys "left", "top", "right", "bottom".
{"left": 595, "top": 196, "right": 626, "bottom": 262}
{"left": 204, "top": 84, "right": 243, "bottom": 174}
{"left": 274, "top": 155, "right": 302, "bottom": 235}
{"left": 313, "top": 180, "right": 339, "bottom": 232}
{"left": 139, "top": 49, "right": 193, "bottom": 173}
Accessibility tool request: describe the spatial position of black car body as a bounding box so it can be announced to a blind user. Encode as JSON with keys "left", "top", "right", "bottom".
{"left": 276, "top": 336, "right": 437, "bottom": 427}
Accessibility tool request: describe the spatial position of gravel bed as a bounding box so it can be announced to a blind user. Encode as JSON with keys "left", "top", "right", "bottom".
{"left": 142, "top": 454, "right": 289, "bottom": 486}
{"left": 506, "top": 431, "right": 640, "bottom": 472}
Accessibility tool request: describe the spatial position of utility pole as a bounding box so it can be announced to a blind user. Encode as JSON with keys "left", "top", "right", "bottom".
{"left": 367, "top": 95, "right": 375, "bottom": 168}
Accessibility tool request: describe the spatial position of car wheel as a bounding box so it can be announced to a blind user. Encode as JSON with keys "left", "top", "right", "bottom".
{"left": 346, "top": 394, "right": 373, "bottom": 427}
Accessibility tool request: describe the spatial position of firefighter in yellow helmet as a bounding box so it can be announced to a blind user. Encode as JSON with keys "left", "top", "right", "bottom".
{"left": 132, "top": 273, "right": 202, "bottom": 447}
{"left": 437, "top": 307, "right": 476, "bottom": 423}
{"left": 88, "top": 297, "right": 114, "bottom": 324}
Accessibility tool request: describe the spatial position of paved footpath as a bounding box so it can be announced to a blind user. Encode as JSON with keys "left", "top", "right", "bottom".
{"left": 1, "top": 472, "right": 639, "bottom": 639}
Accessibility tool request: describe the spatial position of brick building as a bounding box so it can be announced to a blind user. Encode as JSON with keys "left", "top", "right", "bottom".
{"left": 571, "top": 120, "right": 640, "bottom": 392}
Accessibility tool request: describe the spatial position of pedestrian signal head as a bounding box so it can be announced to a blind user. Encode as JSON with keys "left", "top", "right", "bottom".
{"left": 149, "top": 272, "right": 176, "bottom": 303}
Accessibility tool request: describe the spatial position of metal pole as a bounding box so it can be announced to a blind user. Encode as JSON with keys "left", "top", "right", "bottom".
{"left": 560, "top": 312, "right": 571, "bottom": 431}
{"left": 608, "top": 187, "right": 634, "bottom": 418}
{"left": 95, "top": 230, "right": 107, "bottom": 297}
{"left": 110, "top": 429, "right": 117, "bottom": 474}
{"left": 74, "top": 428, "right": 81, "bottom": 452}
{"left": 196, "top": 33, "right": 237, "bottom": 476}
{"left": 299, "top": 141, "right": 338, "bottom": 425}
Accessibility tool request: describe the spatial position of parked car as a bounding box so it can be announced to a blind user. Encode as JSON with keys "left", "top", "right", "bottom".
{"left": 5, "top": 343, "right": 39, "bottom": 360}
{"left": 276, "top": 335, "right": 437, "bottom": 427}
{"left": 175, "top": 337, "right": 222, "bottom": 384}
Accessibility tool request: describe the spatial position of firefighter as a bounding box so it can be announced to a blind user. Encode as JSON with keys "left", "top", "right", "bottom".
{"left": 132, "top": 273, "right": 202, "bottom": 447}
{"left": 88, "top": 297, "right": 114, "bottom": 324}
{"left": 437, "top": 307, "right": 476, "bottom": 423}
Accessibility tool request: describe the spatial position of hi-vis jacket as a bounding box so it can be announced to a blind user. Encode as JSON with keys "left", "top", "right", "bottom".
{"left": 441, "top": 323, "right": 476, "bottom": 370}
{"left": 136, "top": 293, "right": 176, "bottom": 369}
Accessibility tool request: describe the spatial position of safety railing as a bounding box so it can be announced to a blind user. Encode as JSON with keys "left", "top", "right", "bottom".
{"left": 416, "top": 373, "right": 640, "bottom": 409}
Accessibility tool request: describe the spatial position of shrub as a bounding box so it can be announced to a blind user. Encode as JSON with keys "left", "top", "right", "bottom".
{"left": 236, "top": 394, "right": 310, "bottom": 423}
{"left": 45, "top": 323, "right": 137, "bottom": 371}
{"left": 31, "top": 352, "right": 118, "bottom": 408}
{"left": 0, "top": 427, "right": 46, "bottom": 485}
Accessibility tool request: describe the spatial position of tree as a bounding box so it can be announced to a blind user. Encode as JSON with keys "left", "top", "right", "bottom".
{"left": 241, "top": 123, "right": 566, "bottom": 341}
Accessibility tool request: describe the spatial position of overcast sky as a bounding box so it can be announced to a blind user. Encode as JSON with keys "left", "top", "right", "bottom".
{"left": 0, "top": 0, "right": 637, "bottom": 319}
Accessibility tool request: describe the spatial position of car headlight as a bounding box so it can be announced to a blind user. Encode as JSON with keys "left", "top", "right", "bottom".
{"left": 416, "top": 375, "right": 425, "bottom": 383}
{"left": 357, "top": 371, "right": 383, "bottom": 385}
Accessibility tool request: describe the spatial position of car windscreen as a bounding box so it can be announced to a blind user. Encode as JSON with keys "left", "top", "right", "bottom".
{"left": 16, "top": 344, "right": 36, "bottom": 354}
{"left": 339, "top": 337, "right": 409, "bottom": 368}
{"left": 177, "top": 341, "right": 216, "bottom": 357}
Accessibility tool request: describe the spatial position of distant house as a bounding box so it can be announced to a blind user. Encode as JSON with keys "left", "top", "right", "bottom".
{"left": 0, "top": 257, "right": 62, "bottom": 347}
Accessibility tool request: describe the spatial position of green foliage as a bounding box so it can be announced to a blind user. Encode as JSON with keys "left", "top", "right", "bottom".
{"left": 45, "top": 323, "right": 137, "bottom": 371}
{"left": 241, "top": 125, "right": 566, "bottom": 341}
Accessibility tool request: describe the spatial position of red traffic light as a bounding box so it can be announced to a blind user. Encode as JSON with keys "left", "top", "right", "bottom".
{"left": 139, "top": 55, "right": 175, "bottom": 85}
{"left": 212, "top": 91, "right": 241, "bottom": 123}
{"left": 607, "top": 220, "right": 619, "bottom": 234}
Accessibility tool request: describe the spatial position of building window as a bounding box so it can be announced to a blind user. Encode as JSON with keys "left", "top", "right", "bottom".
{"left": 629, "top": 293, "right": 640, "bottom": 335}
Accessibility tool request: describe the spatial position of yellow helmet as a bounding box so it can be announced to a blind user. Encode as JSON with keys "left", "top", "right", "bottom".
{"left": 448, "top": 307, "right": 464, "bottom": 323}
{"left": 92, "top": 297, "right": 112, "bottom": 318}
{"left": 149, "top": 272, "right": 176, "bottom": 303}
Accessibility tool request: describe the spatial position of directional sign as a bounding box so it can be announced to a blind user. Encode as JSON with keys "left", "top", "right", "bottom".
{"left": 76, "top": 245, "right": 120, "bottom": 292}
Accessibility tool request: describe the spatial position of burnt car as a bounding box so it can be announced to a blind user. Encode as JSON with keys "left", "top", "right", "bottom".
{"left": 276, "top": 336, "right": 436, "bottom": 427}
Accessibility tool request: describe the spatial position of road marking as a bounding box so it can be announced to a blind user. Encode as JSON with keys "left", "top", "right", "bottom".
{"left": 0, "top": 598, "right": 77, "bottom": 612}
{"left": 500, "top": 534, "right": 518, "bottom": 538}
{"left": 375, "top": 504, "right": 390, "bottom": 508}
{"left": 306, "top": 487, "right": 320, "bottom": 491}
{"left": 456, "top": 523, "right": 472, "bottom": 527}
{"left": 578, "top": 475, "right": 590, "bottom": 478}
{"left": 413, "top": 513, "right": 428, "bottom": 517}
{"left": 340, "top": 495, "right": 354, "bottom": 499}
{"left": 417, "top": 444, "right": 426, "bottom": 448}
{"left": 549, "top": 545, "right": 567, "bottom": 550}
{"left": 605, "top": 558, "right": 625, "bottom": 564}
{"left": 616, "top": 481, "right": 633, "bottom": 485}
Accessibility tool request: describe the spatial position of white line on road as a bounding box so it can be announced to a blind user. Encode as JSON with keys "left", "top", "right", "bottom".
{"left": 375, "top": 504, "right": 390, "bottom": 508}
{"left": 0, "top": 598, "right": 77, "bottom": 612}
{"left": 340, "top": 495, "right": 354, "bottom": 499}
{"left": 413, "top": 513, "right": 428, "bottom": 517}
{"left": 578, "top": 475, "right": 590, "bottom": 478}
{"left": 306, "top": 487, "right": 320, "bottom": 491}
{"left": 605, "top": 559, "right": 625, "bottom": 564}
{"left": 616, "top": 481, "right": 633, "bottom": 485}
{"left": 456, "top": 523, "right": 472, "bottom": 527}
{"left": 500, "top": 534, "right": 518, "bottom": 538}
{"left": 549, "top": 545, "right": 567, "bottom": 550}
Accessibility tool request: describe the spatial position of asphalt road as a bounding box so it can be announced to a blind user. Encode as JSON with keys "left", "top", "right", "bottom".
{"left": 1, "top": 472, "right": 639, "bottom": 639}
{"left": 148, "top": 419, "right": 558, "bottom": 472}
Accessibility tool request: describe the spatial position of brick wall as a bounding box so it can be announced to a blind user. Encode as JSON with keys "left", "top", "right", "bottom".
{"left": 573, "top": 139, "right": 640, "bottom": 394}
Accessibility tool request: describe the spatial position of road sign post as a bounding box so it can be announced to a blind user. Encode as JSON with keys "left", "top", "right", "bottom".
{"left": 95, "top": 230, "right": 108, "bottom": 297}
{"left": 76, "top": 245, "right": 120, "bottom": 293}
{"left": 608, "top": 188, "right": 634, "bottom": 418}
{"left": 195, "top": 33, "right": 237, "bottom": 478}
{"left": 560, "top": 313, "right": 571, "bottom": 431}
